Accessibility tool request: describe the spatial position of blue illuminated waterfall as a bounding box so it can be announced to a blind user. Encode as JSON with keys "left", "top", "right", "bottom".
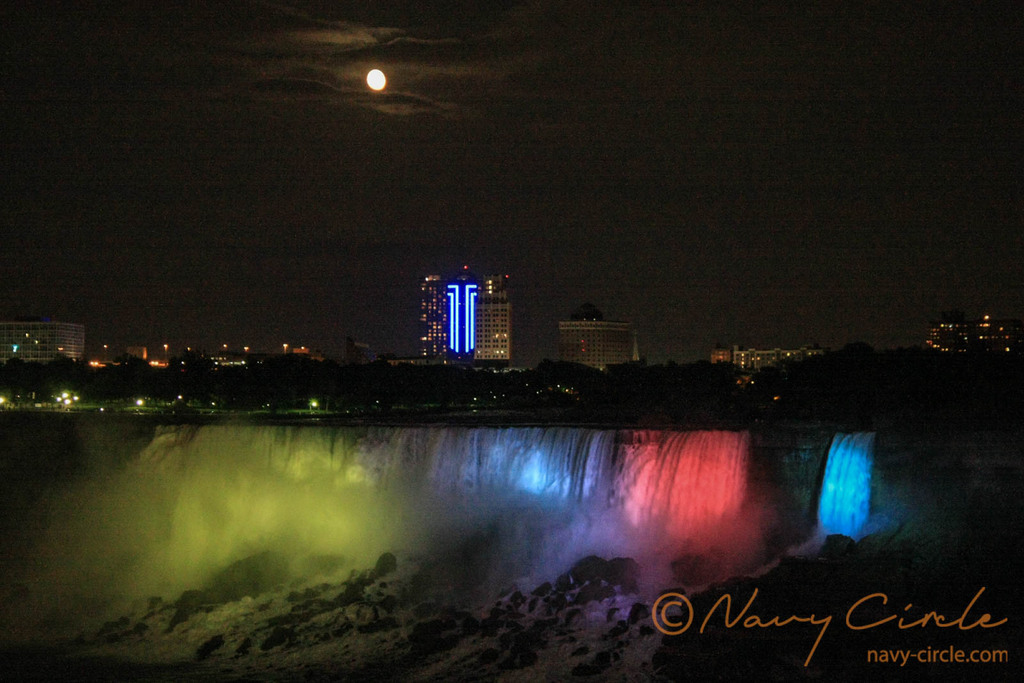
{"left": 817, "top": 432, "right": 874, "bottom": 537}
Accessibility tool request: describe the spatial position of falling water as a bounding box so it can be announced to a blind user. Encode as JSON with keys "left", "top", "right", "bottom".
{"left": 0, "top": 423, "right": 788, "bottom": 638}
{"left": 817, "top": 432, "right": 874, "bottom": 537}
{"left": 620, "top": 430, "right": 750, "bottom": 541}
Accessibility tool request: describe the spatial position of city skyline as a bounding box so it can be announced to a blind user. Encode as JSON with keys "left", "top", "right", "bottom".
{"left": 3, "top": 3, "right": 1021, "bottom": 366}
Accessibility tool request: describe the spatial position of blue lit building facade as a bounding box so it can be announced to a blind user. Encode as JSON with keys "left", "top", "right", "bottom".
{"left": 419, "top": 268, "right": 511, "bottom": 365}
{"left": 446, "top": 268, "right": 478, "bottom": 362}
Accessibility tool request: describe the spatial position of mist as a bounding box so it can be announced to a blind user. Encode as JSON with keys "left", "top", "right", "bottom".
{"left": 1, "top": 420, "right": 855, "bottom": 644}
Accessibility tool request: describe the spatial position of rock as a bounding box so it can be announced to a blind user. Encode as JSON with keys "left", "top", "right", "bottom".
{"left": 408, "top": 619, "right": 460, "bottom": 655}
{"left": 606, "top": 620, "right": 628, "bottom": 638}
{"left": 555, "top": 572, "right": 574, "bottom": 592}
{"left": 461, "top": 616, "right": 480, "bottom": 635}
{"left": 606, "top": 557, "right": 640, "bottom": 592}
{"left": 234, "top": 636, "right": 253, "bottom": 656}
{"left": 261, "top": 626, "right": 296, "bottom": 650}
{"left": 531, "top": 581, "right": 552, "bottom": 597}
{"left": 204, "top": 550, "right": 289, "bottom": 604}
{"left": 570, "top": 556, "right": 609, "bottom": 584}
{"left": 671, "top": 554, "right": 721, "bottom": 585}
{"left": 652, "top": 648, "right": 686, "bottom": 677}
{"left": 820, "top": 534, "right": 857, "bottom": 560}
{"left": 357, "top": 616, "right": 398, "bottom": 634}
{"left": 479, "top": 648, "right": 501, "bottom": 664}
{"left": 196, "top": 634, "right": 225, "bottom": 661}
{"left": 628, "top": 602, "right": 649, "bottom": 625}
{"left": 98, "top": 616, "right": 130, "bottom": 636}
{"left": 343, "top": 603, "right": 379, "bottom": 625}
{"left": 510, "top": 630, "right": 546, "bottom": 653}
{"left": 573, "top": 582, "right": 616, "bottom": 606}
{"left": 334, "top": 581, "right": 367, "bottom": 607}
{"left": 504, "top": 619, "right": 524, "bottom": 633}
{"left": 378, "top": 594, "right": 398, "bottom": 613}
{"left": 287, "top": 587, "right": 320, "bottom": 603}
{"left": 529, "top": 617, "right": 558, "bottom": 634}
{"left": 412, "top": 601, "right": 439, "bottom": 619}
{"left": 498, "top": 649, "right": 538, "bottom": 670}
{"left": 168, "top": 599, "right": 203, "bottom": 632}
{"left": 409, "top": 618, "right": 456, "bottom": 641}
{"left": 572, "top": 663, "right": 604, "bottom": 676}
{"left": 374, "top": 552, "right": 398, "bottom": 578}
{"left": 571, "top": 646, "right": 590, "bottom": 657}
{"left": 480, "top": 616, "right": 503, "bottom": 637}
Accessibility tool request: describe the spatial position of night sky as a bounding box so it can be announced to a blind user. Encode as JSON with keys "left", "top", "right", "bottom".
{"left": 2, "top": 1, "right": 1022, "bottom": 365}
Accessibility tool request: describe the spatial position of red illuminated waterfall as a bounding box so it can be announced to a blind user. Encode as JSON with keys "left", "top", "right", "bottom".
{"left": 621, "top": 430, "right": 749, "bottom": 540}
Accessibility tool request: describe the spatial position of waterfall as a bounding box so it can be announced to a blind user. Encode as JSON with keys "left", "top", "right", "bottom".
{"left": 116, "top": 425, "right": 763, "bottom": 592}
{"left": 817, "top": 432, "right": 874, "bottom": 537}
{"left": 4, "top": 421, "right": 828, "bottom": 637}
{"left": 620, "top": 430, "right": 750, "bottom": 541}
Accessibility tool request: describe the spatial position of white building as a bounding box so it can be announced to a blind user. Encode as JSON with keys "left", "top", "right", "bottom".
{"left": 0, "top": 318, "right": 85, "bottom": 363}
{"left": 475, "top": 274, "right": 511, "bottom": 367}
{"left": 558, "top": 304, "right": 637, "bottom": 371}
{"left": 712, "top": 345, "right": 825, "bottom": 371}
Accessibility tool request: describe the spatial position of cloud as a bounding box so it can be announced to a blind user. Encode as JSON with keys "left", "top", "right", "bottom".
{"left": 217, "top": 12, "right": 492, "bottom": 115}
{"left": 356, "top": 91, "right": 459, "bottom": 117}
{"left": 282, "top": 27, "right": 405, "bottom": 52}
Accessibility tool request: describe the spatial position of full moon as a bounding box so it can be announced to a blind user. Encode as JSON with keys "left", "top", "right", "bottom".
{"left": 366, "top": 69, "right": 386, "bottom": 91}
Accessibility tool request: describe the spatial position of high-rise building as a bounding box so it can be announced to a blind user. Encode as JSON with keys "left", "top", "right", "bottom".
{"left": 927, "top": 312, "right": 1024, "bottom": 353}
{"left": 558, "top": 304, "right": 637, "bottom": 371}
{"left": 446, "top": 267, "right": 478, "bottom": 362}
{"left": 419, "top": 275, "right": 448, "bottom": 358}
{"left": 0, "top": 317, "right": 85, "bottom": 363}
{"left": 475, "top": 274, "right": 511, "bottom": 367}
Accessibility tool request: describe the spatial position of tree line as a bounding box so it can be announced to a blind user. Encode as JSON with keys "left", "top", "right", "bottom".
{"left": 1, "top": 345, "right": 1022, "bottom": 427}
